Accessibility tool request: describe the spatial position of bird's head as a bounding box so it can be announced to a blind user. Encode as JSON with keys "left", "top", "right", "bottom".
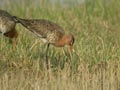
{"left": 65, "top": 33, "right": 75, "bottom": 52}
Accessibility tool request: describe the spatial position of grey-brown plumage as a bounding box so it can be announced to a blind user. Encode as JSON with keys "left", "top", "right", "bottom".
{"left": 13, "top": 17, "right": 65, "bottom": 45}
{"left": 13, "top": 17, "right": 74, "bottom": 69}
{"left": 0, "top": 10, "right": 18, "bottom": 49}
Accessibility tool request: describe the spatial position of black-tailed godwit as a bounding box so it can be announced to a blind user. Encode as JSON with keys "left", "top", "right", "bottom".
{"left": 0, "top": 10, "right": 18, "bottom": 50}
{"left": 13, "top": 16, "right": 75, "bottom": 68}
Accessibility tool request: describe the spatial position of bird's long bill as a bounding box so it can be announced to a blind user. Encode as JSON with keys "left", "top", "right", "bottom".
{"left": 68, "top": 45, "right": 73, "bottom": 52}
{"left": 68, "top": 45, "right": 73, "bottom": 60}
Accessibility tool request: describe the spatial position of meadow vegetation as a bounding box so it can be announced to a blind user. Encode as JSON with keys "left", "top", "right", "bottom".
{"left": 0, "top": 0, "right": 120, "bottom": 90}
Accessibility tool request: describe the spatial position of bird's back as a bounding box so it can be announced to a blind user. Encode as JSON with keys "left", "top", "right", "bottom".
{"left": 15, "top": 17, "right": 65, "bottom": 43}
{"left": 0, "top": 10, "right": 15, "bottom": 33}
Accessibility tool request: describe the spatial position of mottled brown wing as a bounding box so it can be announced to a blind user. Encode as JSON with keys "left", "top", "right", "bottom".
{"left": 17, "top": 18, "right": 65, "bottom": 41}
{"left": 29, "top": 19, "right": 65, "bottom": 43}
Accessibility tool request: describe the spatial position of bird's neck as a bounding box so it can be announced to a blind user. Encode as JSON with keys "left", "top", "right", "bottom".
{"left": 54, "top": 35, "right": 67, "bottom": 47}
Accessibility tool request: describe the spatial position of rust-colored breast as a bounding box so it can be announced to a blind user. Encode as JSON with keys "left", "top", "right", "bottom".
{"left": 52, "top": 35, "right": 66, "bottom": 47}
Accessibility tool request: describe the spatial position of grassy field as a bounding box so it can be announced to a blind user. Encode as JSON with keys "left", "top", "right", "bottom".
{"left": 0, "top": 0, "right": 120, "bottom": 90}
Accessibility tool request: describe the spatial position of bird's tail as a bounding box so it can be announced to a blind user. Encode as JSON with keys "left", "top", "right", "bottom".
{"left": 12, "top": 16, "right": 20, "bottom": 23}
{"left": 12, "top": 16, "right": 28, "bottom": 29}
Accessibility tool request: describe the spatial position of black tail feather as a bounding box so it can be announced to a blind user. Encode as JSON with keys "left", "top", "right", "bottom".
{"left": 12, "top": 16, "right": 30, "bottom": 31}
{"left": 12, "top": 16, "right": 19, "bottom": 23}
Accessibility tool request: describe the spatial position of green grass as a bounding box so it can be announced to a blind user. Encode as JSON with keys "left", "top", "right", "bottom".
{"left": 0, "top": 0, "right": 120, "bottom": 90}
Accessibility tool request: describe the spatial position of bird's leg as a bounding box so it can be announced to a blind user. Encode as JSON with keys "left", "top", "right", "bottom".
{"left": 10, "top": 31, "right": 18, "bottom": 51}
{"left": 0, "top": 33, "right": 4, "bottom": 50}
{"left": 0, "top": 32, "right": 2, "bottom": 35}
{"left": 46, "top": 44, "right": 50, "bottom": 69}
{"left": 13, "top": 37, "right": 17, "bottom": 50}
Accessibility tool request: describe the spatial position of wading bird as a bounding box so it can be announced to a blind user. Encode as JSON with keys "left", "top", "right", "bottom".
{"left": 0, "top": 10, "right": 18, "bottom": 50}
{"left": 13, "top": 16, "right": 75, "bottom": 68}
